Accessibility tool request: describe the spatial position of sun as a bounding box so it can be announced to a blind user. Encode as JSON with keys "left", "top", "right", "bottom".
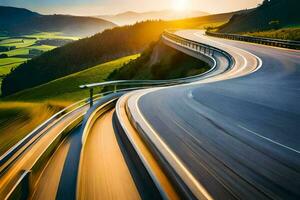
{"left": 172, "top": 0, "right": 188, "bottom": 12}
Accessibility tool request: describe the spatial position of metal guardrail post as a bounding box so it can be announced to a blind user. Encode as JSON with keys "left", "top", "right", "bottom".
{"left": 89, "top": 88, "right": 94, "bottom": 107}
{"left": 113, "top": 84, "right": 117, "bottom": 93}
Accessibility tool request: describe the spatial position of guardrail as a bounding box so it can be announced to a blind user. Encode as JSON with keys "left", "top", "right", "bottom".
{"left": 79, "top": 31, "right": 234, "bottom": 106}
{"left": 0, "top": 97, "right": 90, "bottom": 175}
{"left": 5, "top": 115, "right": 83, "bottom": 200}
{"left": 206, "top": 31, "right": 300, "bottom": 50}
{"left": 80, "top": 80, "right": 179, "bottom": 107}
{"left": 163, "top": 31, "right": 235, "bottom": 59}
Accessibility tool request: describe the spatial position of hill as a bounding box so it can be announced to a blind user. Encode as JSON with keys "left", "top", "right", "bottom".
{"left": 218, "top": 0, "right": 300, "bottom": 33}
{"left": 108, "top": 41, "right": 209, "bottom": 80}
{"left": 98, "top": 10, "right": 209, "bottom": 25}
{"left": 2, "top": 55, "right": 138, "bottom": 102}
{"left": 0, "top": 6, "right": 116, "bottom": 36}
{"left": 1, "top": 11, "right": 240, "bottom": 96}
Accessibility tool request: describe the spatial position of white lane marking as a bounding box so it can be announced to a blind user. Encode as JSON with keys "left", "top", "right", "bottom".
{"left": 187, "top": 91, "right": 193, "bottom": 98}
{"left": 193, "top": 32, "right": 249, "bottom": 75}
{"left": 132, "top": 92, "right": 213, "bottom": 200}
{"left": 193, "top": 32, "right": 263, "bottom": 74}
{"left": 238, "top": 125, "right": 300, "bottom": 154}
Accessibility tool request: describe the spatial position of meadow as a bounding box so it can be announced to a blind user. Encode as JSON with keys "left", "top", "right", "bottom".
{"left": 26, "top": 32, "right": 80, "bottom": 40}
{"left": 0, "top": 32, "right": 79, "bottom": 95}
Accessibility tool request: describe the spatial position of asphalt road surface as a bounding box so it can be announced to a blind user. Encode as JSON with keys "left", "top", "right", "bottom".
{"left": 77, "top": 109, "right": 141, "bottom": 200}
{"left": 137, "top": 30, "right": 300, "bottom": 199}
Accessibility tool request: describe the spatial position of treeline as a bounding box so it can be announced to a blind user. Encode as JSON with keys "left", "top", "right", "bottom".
{"left": 108, "top": 40, "right": 209, "bottom": 81}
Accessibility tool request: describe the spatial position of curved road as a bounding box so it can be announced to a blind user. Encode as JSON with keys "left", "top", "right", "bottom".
{"left": 134, "top": 30, "right": 300, "bottom": 199}
{"left": 2, "top": 29, "right": 299, "bottom": 200}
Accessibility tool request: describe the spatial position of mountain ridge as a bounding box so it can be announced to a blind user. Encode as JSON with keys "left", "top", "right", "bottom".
{"left": 97, "top": 9, "right": 210, "bottom": 25}
{"left": 0, "top": 6, "right": 117, "bottom": 36}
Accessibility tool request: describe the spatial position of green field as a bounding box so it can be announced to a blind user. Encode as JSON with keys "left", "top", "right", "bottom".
{"left": 0, "top": 58, "right": 28, "bottom": 67}
{"left": 0, "top": 62, "right": 26, "bottom": 76}
{"left": 2, "top": 54, "right": 139, "bottom": 103}
{"left": 3, "top": 45, "right": 56, "bottom": 57}
{"left": 5, "top": 48, "right": 29, "bottom": 57}
{"left": 0, "top": 32, "right": 79, "bottom": 95}
{"left": 26, "top": 32, "right": 81, "bottom": 40}
{"left": 0, "top": 39, "right": 36, "bottom": 48}
{"left": 28, "top": 45, "right": 56, "bottom": 51}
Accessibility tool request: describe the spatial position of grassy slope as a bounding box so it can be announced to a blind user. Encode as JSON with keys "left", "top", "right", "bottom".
{"left": 0, "top": 32, "right": 77, "bottom": 95}
{"left": 26, "top": 32, "right": 80, "bottom": 40}
{"left": 4, "top": 45, "right": 56, "bottom": 57}
{"left": 2, "top": 54, "right": 139, "bottom": 103}
{"left": 0, "top": 63, "right": 19, "bottom": 76}
{"left": 0, "top": 102, "right": 62, "bottom": 156}
{"left": 0, "top": 58, "right": 28, "bottom": 66}
{"left": 243, "top": 28, "right": 300, "bottom": 41}
{"left": 0, "top": 39, "right": 36, "bottom": 48}
{"left": 109, "top": 41, "right": 209, "bottom": 81}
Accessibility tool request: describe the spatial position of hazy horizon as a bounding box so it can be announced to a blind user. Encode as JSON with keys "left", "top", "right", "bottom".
{"left": 0, "top": 0, "right": 262, "bottom": 16}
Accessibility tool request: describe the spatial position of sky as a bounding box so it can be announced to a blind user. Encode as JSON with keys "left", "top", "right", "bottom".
{"left": 0, "top": 0, "right": 263, "bottom": 15}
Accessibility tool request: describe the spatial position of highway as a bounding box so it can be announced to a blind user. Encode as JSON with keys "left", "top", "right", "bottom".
{"left": 129, "top": 30, "right": 300, "bottom": 199}
{"left": 2, "top": 29, "right": 299, "bottom": 200}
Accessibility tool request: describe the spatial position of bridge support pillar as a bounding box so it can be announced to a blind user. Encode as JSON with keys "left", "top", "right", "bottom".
{"left": 89, "top": 88, "right": 94, "bottom": 107}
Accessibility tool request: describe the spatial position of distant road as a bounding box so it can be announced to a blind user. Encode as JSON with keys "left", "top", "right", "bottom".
{"left": 135, "top": 30, "right": 300, "bottom": 199}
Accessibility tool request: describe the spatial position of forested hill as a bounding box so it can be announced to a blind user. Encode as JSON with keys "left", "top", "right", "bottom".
{"left": 1, "top": 11, "right": 240, "bottom": 96}
{"left": 218, "top": 0, "right": 300, "bottom": 33}
{"left": 0, "top": 6, "right": 116, "bottom": 36}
